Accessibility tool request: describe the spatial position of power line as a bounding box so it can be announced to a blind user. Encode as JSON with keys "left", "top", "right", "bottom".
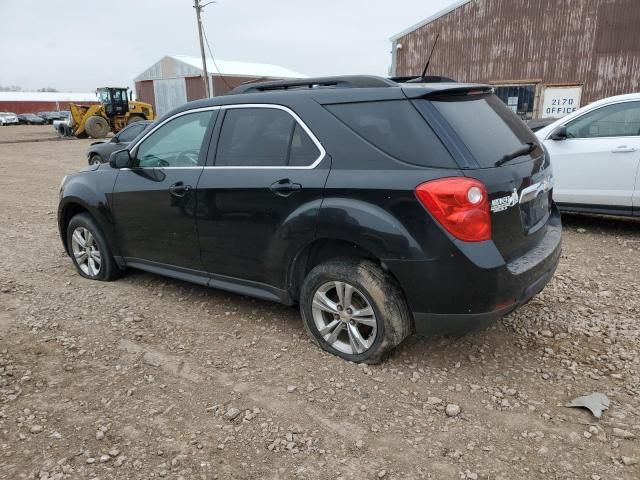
{"left": 201, "top": 18, "right": 233, "bottom": 93}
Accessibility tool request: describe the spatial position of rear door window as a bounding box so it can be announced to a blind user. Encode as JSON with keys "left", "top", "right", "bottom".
{"left": 215, "top": 107, "right": 321, "bottom": 167}
{"left": 430, "top": 94, "right": 538, "bottom": 168}
{"left": 289, "top": 124, "right": 320, "bottom": 166}
{"left": 325, "top": 100, "right": 455, "bottom": 168}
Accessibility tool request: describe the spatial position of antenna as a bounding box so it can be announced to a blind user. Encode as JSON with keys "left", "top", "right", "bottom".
{"left": 420, "top": 33, "right": 440, "bottom": 79}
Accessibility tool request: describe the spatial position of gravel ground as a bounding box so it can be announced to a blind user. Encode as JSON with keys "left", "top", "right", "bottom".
{"left": 0, "top": 125, "right": 639, "bottom": 479}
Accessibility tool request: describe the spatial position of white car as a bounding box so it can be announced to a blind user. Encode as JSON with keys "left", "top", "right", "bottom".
{"left": 0, "top": 112, "right": 19, "bottom": 125}
{"left": 536, "top": 93, "right": 640, "bottom": 217}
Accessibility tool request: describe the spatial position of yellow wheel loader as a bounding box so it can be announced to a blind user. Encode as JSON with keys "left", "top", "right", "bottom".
{"left": 66, "top": 87, "right": 155, "bottom": 139}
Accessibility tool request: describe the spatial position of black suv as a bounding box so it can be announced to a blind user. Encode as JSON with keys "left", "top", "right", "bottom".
{"left": 58, "top": 76, "right": 561, "bottom": 363}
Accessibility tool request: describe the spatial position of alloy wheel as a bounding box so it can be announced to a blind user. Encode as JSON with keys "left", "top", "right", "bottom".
{"left": 311, "top": 281, "right": 377, "bottom": 355}
{"left": 70, "top": 227, "right": 101, "bottom": 276}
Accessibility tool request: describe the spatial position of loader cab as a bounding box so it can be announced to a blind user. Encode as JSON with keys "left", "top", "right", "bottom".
{"left": 97, "top": 87, "right": 129, "bottom": 117}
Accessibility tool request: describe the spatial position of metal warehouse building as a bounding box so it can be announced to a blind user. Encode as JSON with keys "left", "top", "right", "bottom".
{"left": 134, "top": 55, "right": 307, "bottom": 116}
{"left": 390, "top": 0, "right": 640, "bottom": 119}
{"left": 0, "top": 92, "right": 98, "bottom": 114}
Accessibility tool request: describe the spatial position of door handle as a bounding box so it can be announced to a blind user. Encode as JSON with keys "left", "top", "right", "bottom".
{"left": 612, "top": 146, "right": 637, "bottom": 153}
{"left": 270, "top": 179, "right": 302, "bottom": 197}
{"left": 169, "top": 182, "right": 192, "bottom": 197}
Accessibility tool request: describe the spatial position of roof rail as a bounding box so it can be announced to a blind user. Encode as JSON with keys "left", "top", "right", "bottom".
{"left": 228, "top": 75, "right": 398, "bottom": 95}
{"left": 390, "top": 75, "right": 456, "bottom": 83}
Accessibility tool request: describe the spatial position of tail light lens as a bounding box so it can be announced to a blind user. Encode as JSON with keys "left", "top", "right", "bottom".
{"left": 415, "top": 177, "right": 491, "bottom": 242}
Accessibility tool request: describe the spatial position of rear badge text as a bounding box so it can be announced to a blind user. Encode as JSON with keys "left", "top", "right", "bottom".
{"left": 491, "top": 189, "right": 519, "bottom": 213}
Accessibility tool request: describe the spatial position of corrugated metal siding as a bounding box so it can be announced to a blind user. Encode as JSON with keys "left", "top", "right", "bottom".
{"left": 393, "top": 0, "right": 640, "bottom": 106}
{"left": 153, "top": 78, "right": 187, "bottom": 116}
{"left": 135, "top": 56, "right": 201, "bottom": 81}
{"left": 185, "top": 76, "right": 207, "bottom": 101}
{"left": 0, "top": 101, "right": 97, "bottom": 114}
{"left": 135, "top": 80, "right": 155, "bottom": 111}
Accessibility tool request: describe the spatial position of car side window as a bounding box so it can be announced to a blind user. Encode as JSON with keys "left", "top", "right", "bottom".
{"left": 289, "top": 124, "right": 321, "bottom": 166}
{"left": 215, "top": 108, "right": 320, "bottom": 167}
{"left": 135, "top": 111, "right": 214, "bottom": 168}
{"left": 565, "top": 102, "right": 640, "bottom": 139}
{"left": 117, "top": 124, "right": 145, "bottom": 143}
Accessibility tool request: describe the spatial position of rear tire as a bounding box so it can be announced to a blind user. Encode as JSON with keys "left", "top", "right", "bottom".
{"left": 300, "top": 259, "right": 413, "bottom": 364}
{"left": 84, "top": 116, "right": 110, "bottom": 139}
{"left": 127, "top": 115, "right": 145, "bottom": 125}
{"left": 66, "top": 213, "right": 121, "bottom": 281}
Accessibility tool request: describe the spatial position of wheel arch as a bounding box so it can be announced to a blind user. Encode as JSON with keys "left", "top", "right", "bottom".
{"left": 58, "top": 197, "right": 121, "bottom": 261}
{"left": 58, "top": 200, "right": 90, "bottom": 255}
{"left": 287, "top": 237, "right": 393, "bottom": 302}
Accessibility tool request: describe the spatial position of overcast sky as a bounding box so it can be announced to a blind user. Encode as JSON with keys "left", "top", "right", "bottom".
{"left": 0, "top": 0, "right": 456, "bottom": 92}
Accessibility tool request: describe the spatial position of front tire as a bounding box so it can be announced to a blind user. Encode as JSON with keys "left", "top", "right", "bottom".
{"left": 66, "top": 213, "right": 120, "bottom": 281}
{"left": 84, "top": 115, "right": 110, "bottom": 139}
{"left": 127, "top": 115, "right": 145, "bottom": 125}
{"left": 300, "top": 259, "right": 413, "bottom": 364}
{"left": 89, "top": 154, "right": 103, "bottom": 165}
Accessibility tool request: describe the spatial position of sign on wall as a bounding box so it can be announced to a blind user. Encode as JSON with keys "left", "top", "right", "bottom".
{"left": 541, "top": 86, "right": 582, "bottom": 118}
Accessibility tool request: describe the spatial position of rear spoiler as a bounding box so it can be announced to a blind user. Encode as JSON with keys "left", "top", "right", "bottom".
{"left": 401, "top": 83, "right": 494, "bottom": 99}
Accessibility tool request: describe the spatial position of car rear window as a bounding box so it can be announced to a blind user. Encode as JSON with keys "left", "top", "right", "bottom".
{"left": 430, "top": 94, "right": 538, "bottom": 168}
{"left": 325, "top": 100, "right": 456, "bottom": 168}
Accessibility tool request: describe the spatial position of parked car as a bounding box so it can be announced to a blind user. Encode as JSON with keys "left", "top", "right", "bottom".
{"left": 86, "top": 120, "right": 152, "bottom": 165}
{"left": 37, "top": 111, "right": 67, "bottom": 124}
{"left": 526, "top": 117, "right": 557, "bottom": 132}
{"left": 0, "top": 112, "right": 19, "bottom": 125}
{"left": 536, "top": 93, "right": 640, "bottom": 217}
{"left": 37, "top": 111, "right": 53, "bottom": 123}
{"left": 58, "top": 75, "right": 561, "bottom": 363}
{"left": 17, "top": 113, "right": 46, "bottom": 125}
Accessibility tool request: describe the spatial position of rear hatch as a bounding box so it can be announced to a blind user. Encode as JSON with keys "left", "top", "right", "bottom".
{"left": 409, "top": 87, "right": 554, "bottom": 262}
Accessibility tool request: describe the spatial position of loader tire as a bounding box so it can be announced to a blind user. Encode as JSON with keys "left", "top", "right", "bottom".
{"left": 85, "top": 116, "right": 110, "bottom": 139}
{"left": 127, "top": 115, "right": 145, "bottom": 125}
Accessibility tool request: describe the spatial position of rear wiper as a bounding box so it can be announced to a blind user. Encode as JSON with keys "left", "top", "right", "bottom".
{"left": 495, "top": 142, "right": 537, "bottom": 167}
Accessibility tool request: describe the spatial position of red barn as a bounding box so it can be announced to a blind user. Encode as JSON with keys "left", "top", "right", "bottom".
{"left": 0, "top": 91, "right": 99, "bottom": 114}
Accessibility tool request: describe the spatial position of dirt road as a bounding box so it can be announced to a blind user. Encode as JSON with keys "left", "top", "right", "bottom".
{"left": 0, "top": 126, "right": 638, "bottom": 479}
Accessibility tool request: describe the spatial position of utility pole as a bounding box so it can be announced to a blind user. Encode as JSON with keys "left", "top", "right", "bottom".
{"left": 193, "top": 0, "right": 211, "bottom": 97}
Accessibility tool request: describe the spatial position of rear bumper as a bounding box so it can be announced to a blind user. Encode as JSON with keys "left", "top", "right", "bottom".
{"left": 385, "top": 206, "right": 562, "bottom": 336}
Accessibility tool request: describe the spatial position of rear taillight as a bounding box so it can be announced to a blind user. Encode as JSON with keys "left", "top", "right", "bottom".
{"left": 415, "top": 177, "right": 491, "bottom": 242}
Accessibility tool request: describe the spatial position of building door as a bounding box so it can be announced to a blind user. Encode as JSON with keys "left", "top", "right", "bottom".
{"left": 493, "top": 84, "right": 537, "bottom": 120}
{"left": 153, "top": 78, "right": 187, "bottom": 116}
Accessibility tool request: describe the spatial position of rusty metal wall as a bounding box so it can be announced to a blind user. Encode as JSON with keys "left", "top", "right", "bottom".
{"left": 211, "top": 75, "right": 268, "bottom": 96}
{"left": 185, "top": 76, "right": 207, "bottom": 101}
{"left": 135, "top": 80, "right": 155, "bottom": 112}
{"left": 393, "top": 0, "right": 640, "bottom": 107}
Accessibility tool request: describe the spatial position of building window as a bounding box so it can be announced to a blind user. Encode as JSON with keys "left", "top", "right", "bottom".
{"left": 493, "top": 85, "right": 537, "bottom": 121}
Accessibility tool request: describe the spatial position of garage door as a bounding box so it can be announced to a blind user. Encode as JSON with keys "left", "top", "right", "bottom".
{"left": 153, "top": 78, "right": 187, "bottom": 116}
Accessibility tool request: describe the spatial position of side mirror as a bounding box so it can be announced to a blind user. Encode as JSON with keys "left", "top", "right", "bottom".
{"left": 550, "top": 125, "right": 568, "bottom": 141}
{"left": 109, "top": 149, "right": 132, "bottom": 169}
